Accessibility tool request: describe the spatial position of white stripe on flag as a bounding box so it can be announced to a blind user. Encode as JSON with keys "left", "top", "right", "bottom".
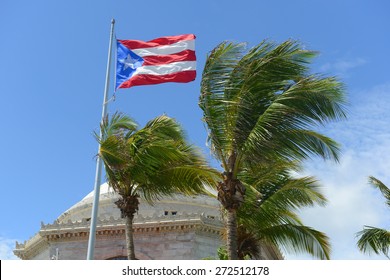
{"left": 134, "top": 61, "right": 196, "bottom": 76}
{"left": 132, "top": 40, "right": 195, "bottom": 57}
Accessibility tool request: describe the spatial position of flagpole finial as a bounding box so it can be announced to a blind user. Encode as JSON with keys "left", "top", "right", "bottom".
{"left": 111, "top": 18, "right": 115, "bottom": 24}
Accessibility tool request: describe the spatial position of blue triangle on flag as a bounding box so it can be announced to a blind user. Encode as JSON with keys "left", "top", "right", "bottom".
{"left": 116, "top": 41, "right": 144, "bottom": 90}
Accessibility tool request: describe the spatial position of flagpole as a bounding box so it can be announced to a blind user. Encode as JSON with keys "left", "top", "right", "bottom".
{"left": 86, "top": 18, "right": 115, "bottom": 260}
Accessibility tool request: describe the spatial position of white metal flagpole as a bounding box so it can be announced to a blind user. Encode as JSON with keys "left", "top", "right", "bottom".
{"left": 86, "top": 18, "right": 115, "bottom": 260}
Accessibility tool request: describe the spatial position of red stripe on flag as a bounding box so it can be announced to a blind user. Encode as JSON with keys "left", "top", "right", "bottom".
{"left": 118, "top": 70, "right": 196, "bottom": 88}
{"left": 118, "top": 34, "right": 195, "bottom": 50}
{"left": 142, "top": 50, "right": 196, "bottom": 66}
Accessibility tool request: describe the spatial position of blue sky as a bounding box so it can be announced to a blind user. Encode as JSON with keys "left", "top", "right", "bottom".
{"left": 1, "top": 0, "right": 389, "bottom": 260}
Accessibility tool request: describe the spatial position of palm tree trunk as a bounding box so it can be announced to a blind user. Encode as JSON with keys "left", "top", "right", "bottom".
{"left": 125, "top": 215, "right": 136, "bottom": 260}
{"left": 226, "top": 209, "right": 238, "bottom": 260}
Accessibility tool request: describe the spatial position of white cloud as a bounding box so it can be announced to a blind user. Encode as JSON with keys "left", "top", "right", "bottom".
{"left": 0, "top": 236, "right": 20, "bottom": 260}
{"left": 285, "top": 82, "right": 390, "bottom": 260}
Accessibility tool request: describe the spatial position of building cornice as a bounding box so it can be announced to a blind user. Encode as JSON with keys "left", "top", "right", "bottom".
{"left": 14, "top": 233, "right": 48, "bottom": 260}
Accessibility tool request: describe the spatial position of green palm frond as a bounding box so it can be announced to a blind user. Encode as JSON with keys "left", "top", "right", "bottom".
{"left": 98, "top": 112, "right": 138, "bottom": 142}
{"left": 99, "top": 135, "right": 128, "bottom": 168}
{"left": 259, "top": 223, "right": 331, "bottom": 260}
{"left": 241, "top": 77, "right": 346, "bottom": 163}
{"left": 240, "top": 161, "right": 327, "bottom": 210}
{"left": 140, "top": 165, "right": 217, "bottom": 203}
{"left": 256, "top": 176, "right": 327, "bottom": 210}
{"left": 240, "top": 182, "right": 321, "bottom": 230}
{"left": 239, "top": 188, "right": 331, "bottom": 260}
{"left": 236, "top": 161, "right": 329, "bottom": 259}
{"left": 142, "top": 114, "right": 186, "bottom": 142}
{"left": 356, "top": 226, "right": 390, "bottom": 259}
{"left": 96, "top": 113, "right": 138, "bottom": 192}
{"left": 368, "top": 176, "right": 390, "bottom": 207}
{"left": 226, "top": 41, "right": 317, "bottom": 148}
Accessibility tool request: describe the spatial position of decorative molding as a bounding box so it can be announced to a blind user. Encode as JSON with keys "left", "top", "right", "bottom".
{"left": 14, "top": 233, "right": 48, "bottom": 260}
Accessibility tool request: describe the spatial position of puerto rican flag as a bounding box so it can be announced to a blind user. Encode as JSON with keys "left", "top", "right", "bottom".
{"left": 115, "top": 34, "right": 196, "bottom": 90}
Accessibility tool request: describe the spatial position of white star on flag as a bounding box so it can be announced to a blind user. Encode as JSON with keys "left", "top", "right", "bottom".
{"left": 123, "top": 54, "right": 139, "bottom": 70}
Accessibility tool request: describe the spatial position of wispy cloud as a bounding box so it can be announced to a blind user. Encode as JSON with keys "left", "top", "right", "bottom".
{"left": 320, "top": 57, "right": 367, "bottom": 75}
{"left": 0, "top": 236, "right": 19, "bottom": 260}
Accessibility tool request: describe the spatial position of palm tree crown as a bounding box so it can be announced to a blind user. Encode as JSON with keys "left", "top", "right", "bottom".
{"left": 199, "top": 39, "right": 347, "bottom": 259}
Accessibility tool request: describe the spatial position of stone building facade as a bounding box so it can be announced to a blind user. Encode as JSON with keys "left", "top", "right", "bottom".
{"left": 14, "top": 183, "right": 282, "bottom": 260}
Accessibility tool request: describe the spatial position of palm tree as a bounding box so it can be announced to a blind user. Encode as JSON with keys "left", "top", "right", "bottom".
{"left": 96, "top": 112, "right": 217, "bottom": 259}
{"left": 199, "top": 39, "right": 347, "bottom": 259}
{"left": 356, "top": 176, "right": 390, "bottom": 259}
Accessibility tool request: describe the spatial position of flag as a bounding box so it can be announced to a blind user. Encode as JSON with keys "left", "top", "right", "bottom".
{"left": 115, "top": 34, "right": 196, "bottom": 90}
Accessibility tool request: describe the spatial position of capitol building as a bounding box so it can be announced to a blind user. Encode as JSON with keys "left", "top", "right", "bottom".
{"left": 14, "top": 184, "right": 282, "bottom": 260}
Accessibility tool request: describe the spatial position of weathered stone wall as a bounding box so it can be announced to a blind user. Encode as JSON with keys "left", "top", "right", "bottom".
{"left": 135, "top": 230, "right": 197, "bottom": 259}
{"left": 193, "top": 230, "right": 222, "bottom": 259}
